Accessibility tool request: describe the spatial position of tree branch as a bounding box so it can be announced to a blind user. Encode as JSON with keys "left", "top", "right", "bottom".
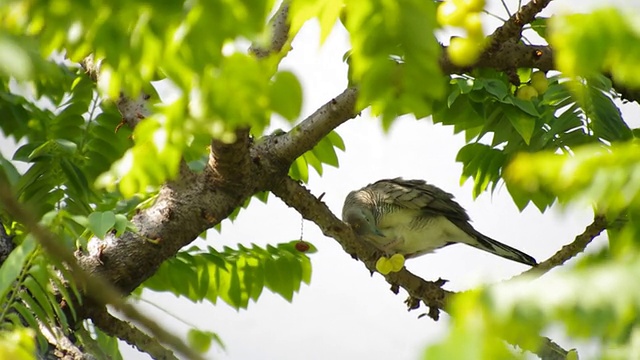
{"left": 441, "top": 43, "right": 553, "bottom": 74}
{"left": 250, "top": 1, "right": 291, "bottom": 57}
{"left": 515, "top": 214, "right": 607, "bottom": 280}
{"left": 88, "top": 306, "right": 179, "bottom": 360}
{"left": 39, "top": 319, "right": 89, "bottom": 360}
{"left": 264, "top": 87, "right": 359, "bottom": 164}
{"left": 489, "top": 0, "right": 554, "bottom": 50}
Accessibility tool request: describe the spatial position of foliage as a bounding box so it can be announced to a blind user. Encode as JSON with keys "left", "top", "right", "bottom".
{"left": 142, "top": 241, "right": 315, "bottom": 309}
{"left": 0, "top": 236, "right": 80, "bottom": 355}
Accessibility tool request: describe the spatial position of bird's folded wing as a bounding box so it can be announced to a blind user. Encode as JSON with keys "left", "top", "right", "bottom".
{"left": 370, "top": 178, "right": 470, "bottom": 222}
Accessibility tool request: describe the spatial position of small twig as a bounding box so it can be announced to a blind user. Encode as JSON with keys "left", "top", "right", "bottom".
{"left": 500, "top": 0, "right": 512, "bottom": 18}
{"left": 488, "top": 0, "right": 553, "bottom": 51}
{"left": 515, "top": 214, "right": 607, "bottom": 280}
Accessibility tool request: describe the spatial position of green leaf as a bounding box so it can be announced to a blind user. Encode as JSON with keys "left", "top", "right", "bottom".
{"left": 113, "top": 214, "right": 130, "bottom": 236}
{"left": 0, "top": 153, "right": 20, "bottom": 186}
{"left": 502, "top": 105, "right": 536, "bottom": 145}
{"left": 312, "top": 136, "right": 340, "bottom": 168}
{"left": 0, "top": 328, "right": 36, "bottom": 360}
{"left": 326, "top": 130, "right": 345, "bottom": 151}
{"left": 433, "top": 96, "right": 484, "bottom": 135}
{"left": 142, "top": 243, "right": 313, "bottom": 309}
{"left": 529, "top": 17, "right": 548, "bottom": 39}
{"left": 188, "top": 329, "right": 215, "bottom": 353}
{"left": 0, "top": 34, "right": 34, "bottom": 80}
{"left": 303, "top": 150, "right": 323, "bottom": 175}
{"left": 290, "top": 0, "right": 344, "bottom": 43}
{"left": 506, "top": 96, "right": 540, "bottom": 117}
{"left": 87, "top": 211, "right": 116, "bottom": 239}
{"left": 550, "top": 8, "right": 640, "bottom": 87}
{"left": 288, "top": 155, "right": 309, "bottom": 183}
{"left": 270, "top": 71, "right": 303, "bottom": 121}
{"left": 457, "top": 144, "right": 506, "bottom": 198}
{"left": 481, "top": 79, "right": 509, "bottom": 100}
{"left": 583, "top": 87, "right": 631, "bottom": 142}
{"left": 0, "top": 237, "right": 35, "bottom": 299}
{"left": 347, "top": 0, "right": 445, "bottom": 124}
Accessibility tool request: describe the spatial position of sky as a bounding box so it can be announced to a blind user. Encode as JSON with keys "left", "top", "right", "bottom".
{"left": 1, "top": 1, "right": 637, "bottom": 359}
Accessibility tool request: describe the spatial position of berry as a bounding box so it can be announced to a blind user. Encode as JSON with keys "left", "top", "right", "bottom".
{"left": 448, "top": 37, "right": 481, "bottom": 67}
{"left": 516, "top": 85, "right": 539, "bottom": 100}
{"left": 295, "top": 241, "right": 310, "bottom": 252}
{"left": 530, "top": 71, "right": 549, "bottom": 94}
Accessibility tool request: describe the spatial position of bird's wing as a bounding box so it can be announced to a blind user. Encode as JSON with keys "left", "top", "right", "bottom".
{"left": 368, "top": 178, "right": 470, "bottom": 223}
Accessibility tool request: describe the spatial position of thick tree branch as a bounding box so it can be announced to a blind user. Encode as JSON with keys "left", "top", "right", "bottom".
{"left": 264, "top": 87, "right": 359, "bottom": 164}
{"left": 209, "top": 128, "right": 253, "bottom": 196}
{"left": 88, "top": 306, "right": 179, "bottom": 360}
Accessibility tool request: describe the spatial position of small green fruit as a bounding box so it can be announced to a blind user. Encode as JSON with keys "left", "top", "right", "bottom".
{"left": 464, "top": 13, "right": 483, "bottom": 39}
{"left": 447, "top": 37, "right": 481, "bottom": 67}
{"left": 437, "top": 1, "right": 467, "bottom": 27}
{"left": 530, "top": 71, "right": 549, "bottom": 94}
{"left": 388, "top": 254, "right": 405, "bottom": 272}
{"left": 455, "top": 0, "right": 486, "bottom": 13}
{"left": 376, "top": 257, "right": 393, "bottom": 275}
{"left": 516, "top": 85, "right": 539, "bottom": 100}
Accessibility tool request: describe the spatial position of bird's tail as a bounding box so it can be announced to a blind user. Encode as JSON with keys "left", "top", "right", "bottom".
{"left": 469, "top": 233, "right": 537, "bottom": 266}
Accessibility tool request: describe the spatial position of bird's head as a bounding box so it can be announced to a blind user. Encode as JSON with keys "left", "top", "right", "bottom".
{"left": 342, "top": 206, "right": 384, "bottom": 237}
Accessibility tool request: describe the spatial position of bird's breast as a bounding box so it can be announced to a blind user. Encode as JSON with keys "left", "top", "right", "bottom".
{"left": 376, "top": 213, "right": 475, "bottom": 257}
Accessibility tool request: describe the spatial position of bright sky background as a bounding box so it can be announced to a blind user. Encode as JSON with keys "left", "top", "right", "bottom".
{"left": 1, "top": 1, "right": 638, "bottom": 360}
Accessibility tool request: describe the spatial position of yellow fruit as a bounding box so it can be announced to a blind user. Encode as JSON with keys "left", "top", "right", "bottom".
{"left": 447, "top": 37, "right": 481, "bottom": 67}
{"left": 516, "top": 85, "right": 539, "bottom": 100}
{"left": 464, "top": 13, "right": 483, "bottom": 39}
{"left": 376, "top": 257, "right": 393, "bottom": 275}
{"left": 388, "top": 254, "right": 405, "bottom": 272}
{"left": 455, "top": 0, "right": 485, "bottom": 12}
{"left": 437, "top": 1, "right": 467, "bottom": 27}
{"left": 530, "top": 71, "right": 549, "bottom": 94}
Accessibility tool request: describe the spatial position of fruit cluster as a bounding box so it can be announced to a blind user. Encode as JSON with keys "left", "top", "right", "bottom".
{"left": 375, "top": 254, "right": 405, "bottom": 275}
{"left": 516, "top": 71, "right": 549, "bottom": 100}
{"left": 437, "top": 0, "right": 487, "bottom": 66}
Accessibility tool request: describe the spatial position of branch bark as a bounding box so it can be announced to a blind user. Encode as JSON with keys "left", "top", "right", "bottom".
{"left": 515, "top": 214, "right": 607, "bottom": 280}
{"left": 88, "top": 306, "right": 179, "bottom": 360}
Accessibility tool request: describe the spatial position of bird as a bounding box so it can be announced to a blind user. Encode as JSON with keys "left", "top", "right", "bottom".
{"left": 341, "top": 178, "right": 537, "bottom": 266}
